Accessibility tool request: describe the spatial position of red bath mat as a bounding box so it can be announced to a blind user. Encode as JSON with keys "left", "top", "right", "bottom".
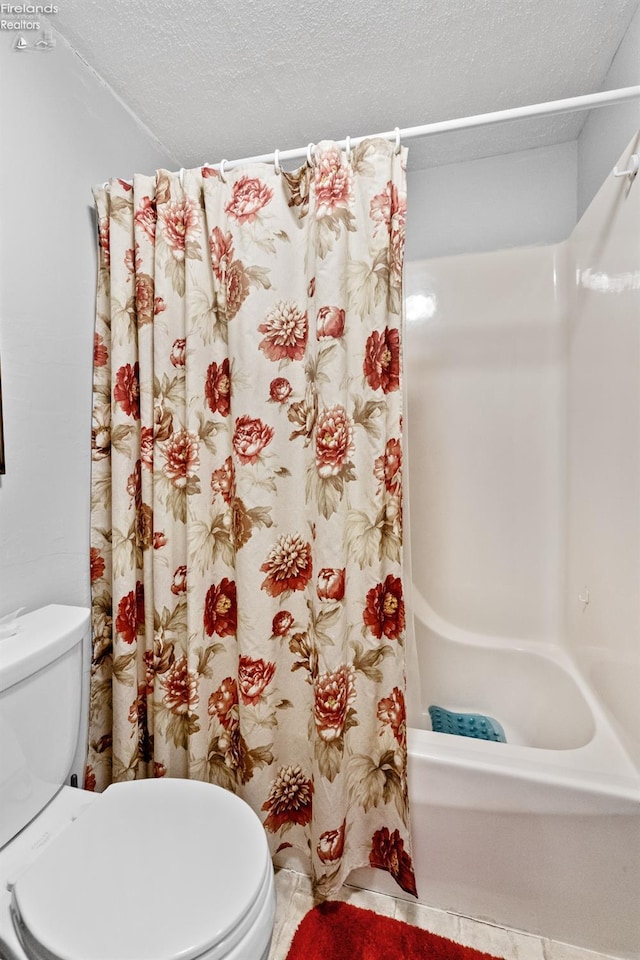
{"left": 285, "top": 901, "right": 504, "bottom": 960}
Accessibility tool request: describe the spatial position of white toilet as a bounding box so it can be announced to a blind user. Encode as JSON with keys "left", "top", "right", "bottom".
{"left": 0, "top": 605, "right": 276, "bottom": 960}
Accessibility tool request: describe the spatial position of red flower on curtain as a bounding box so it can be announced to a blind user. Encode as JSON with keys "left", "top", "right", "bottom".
{"left": 115, "top": 582, "right": 145, "bottom": 644}
{"left": 232, "top": 415, "right": 274, "bottom": 464}
{"left": 363, "top": 575, "right": 405, "bottom": 641}
{"left": 224, "top": 176, "right": 274, "bottom": 224}
{"left": 316, "top": 306, "right": 345, "bottom": 340}
{"left": 170, "top": 338, "right": 186, "bottom": 367}
{"left": 262, "top": 764, "right": 313, "bottom": 832}
{"left": 258, "top": 300, "right": 308, "bottom": 361}
{"left": 269, "top": 377, "right": 292, "bottom": 403}
{"left": 317, "top": 820, "right": 346, "bottom": 863}
{"left": 159, "top": 197, "right": 199, "bottom": 260}
{"left": 313, "top": 147, "right": 354, "bottom": 217}
{"left": 134, "top": 195, "right": 157, "bottom": 242}
{"left": 208, "top": 677, "right": 239, "bottom": 728}
{"left": 369, "top": 180, "right": 407, "bottom": 236}
{"left": 260, "top": 533, "right": 313, "bottom": 597}
{"left": 114, "top": 362, "right": 140, "bottom": 419}
{"left": 363, "top": 327, "right": 400, "bottom": 394}
{"left": 238, "top": 656, "right": 277, "bottom": 705}
{"left": 170, "top": 565, "right": 187, "bottom": 595}
{"left": 369, "top": 827, "right": 417, "bottom": 896}
{"left": 94, "top": 332, "right": 108, "bottom": 367}
{"left": 271, "top": 610, "right": 294, "bottom": 636}
{"left": 89, "top": 547, "right": 105, "bottom": 583}
{"left": 314, "top": 665, "right": 356, "bottom": 741}
{"left": 317, "top": 567, "right": 345, "bottom": 601}
{"left": 377, "top": 686, "right": 407, "bottom": 748}
{"left": 160, "top": 656, "right": 199, "bottom": 716}
{"left": 160, "top": 429, "right": 200, "bottom": 488}
{"left": 209, "top": 227, "right": 234, "bottom": 274}
{"left": 211, "top": 456, "right": 235, "bottom": 503}
{"left": 205, "top": 359, "right": 231, "bottom": 416}
{"left": 373, "top": 438, "right": 402, "bottom": 495}
{"left": 204, "top": 578, "right": 237, "bottom": 636}
{"left": 314, "top": 405, "right": 354, "bottom": 477}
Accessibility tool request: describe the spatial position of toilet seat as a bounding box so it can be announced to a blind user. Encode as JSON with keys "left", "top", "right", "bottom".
{"left": 10, "top": 778, "right": 274, "bottom": 960}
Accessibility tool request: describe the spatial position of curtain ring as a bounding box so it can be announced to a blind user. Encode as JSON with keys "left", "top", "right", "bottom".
{"left": 179, "top": 168, "right": 185, "bottom": 188}
{"left": 394, "top": 127, "right": 401, "bottom": 155}
{"left": 219, "top": 159, "right": 228, "bottom": 183}
{"left": 345, "top": 136, "right": 351, "bottom": 162}
{"left": 274, "top": 149, "right": 282, "bottom": 175}
{"left": 306, "top": 142, "right": 315, "bottom": 167}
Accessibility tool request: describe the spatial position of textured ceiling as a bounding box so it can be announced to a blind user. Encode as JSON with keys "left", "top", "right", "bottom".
{"left": 52, "top": 0, "right": 639, "bottom": 170}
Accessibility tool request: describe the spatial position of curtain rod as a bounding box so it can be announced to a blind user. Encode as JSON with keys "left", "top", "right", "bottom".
{"left": 203, "top": 86, "right": 640, "bottom": 172}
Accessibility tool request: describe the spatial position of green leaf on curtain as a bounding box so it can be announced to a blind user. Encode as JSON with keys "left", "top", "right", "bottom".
{"left": 344, "top": 509, "right": 381, "bottom": 568}
{"left": 352, "top": 397, "right": 386, "bottom": 439}
{"left": 91, "top": 475, "right": 112, "bottom": 512}
{"left": 245, "top": 265, "right": 272, "bottom": 290}
{"left": 195, "top": 413, "right": 222, "bottom": 454}
{"left": 154, "top": 599, "right": 188, "bottom": 647}
{"left": 108, "top": 194, "right": 133, "bottom": 228}
{"left": 154, "top": 372, "right": 185, "bottom": 406}
{"left": 315, "top": 737, "right": 344, "bottom": 782}
{"left": 274, "top": 230, "right": 290, "bottom": 243}
{"left": 112, "top": 650, "right": 137, "bottom": 684}
{"left": 89, "top": 679, "right": 112, "bottom": 713}
{"left": 351, "top": 641, "right": 393, "bottom": 683}
{"left": 345, "top": 256, "right": 389, "bottom": 320}
{"left": 194, "top": 642, "right": 225, "bottom": 677}
{"left": 189, "top": 512, "right": 234, "bottom": 572}
{"left": 346, "top": 754, "right": 386, "bottom": 811}
{"left": 155, "top": 704, "right": 200, "bottom": 750}
{"left": 351, "top": 141, "right": 378, "bottom": 177}
{"left": 379, "top": 749, "right": 409, "bottom": 823}
{"left": 165, "top": 256, "right": 186, "bottom": 297}
{"left": 190, "top": 286, "right": 229, "bottom": 344}
{"left": 111, "top": 296, "right": 136, "bottom": 343}
{"left": 112, "top": 519, "right": 141, "bottom": 577}
{"left": 307, "top": 599, "right": 339, "bottom": 647}
{"left": 111, "top": 747, "right": 138, "bottom": 782}
{"left": 110, "top": 424, "right": 135, "bottom": 456}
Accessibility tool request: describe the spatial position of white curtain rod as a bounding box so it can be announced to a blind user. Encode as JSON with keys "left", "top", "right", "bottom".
{"left": 203, "top": 86, "right": 640, "bottom": 172}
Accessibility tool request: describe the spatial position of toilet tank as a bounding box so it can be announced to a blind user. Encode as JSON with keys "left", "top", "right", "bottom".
{"left": 0, "top": 605, "right": 90, "bottom": 848}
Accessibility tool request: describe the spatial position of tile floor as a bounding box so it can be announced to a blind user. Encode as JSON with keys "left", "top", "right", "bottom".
{"left": 267, "top": 868, "right": 620, "bottom": 960}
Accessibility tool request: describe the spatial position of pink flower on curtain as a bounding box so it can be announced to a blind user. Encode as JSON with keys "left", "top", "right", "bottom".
{"left": 314, "top": 405, "right": 354, "bottom": 477}
{"left": 170, "top": 565, "right": 187, "bottom": 595}
{"left": 159, "top": 197, "right": 200, "bottom": 260}
{"left": 224, "top": 176, "right": 274, "bottom": 224}
{"left": 160, "top": 429, "right": 200, "bottom": 488}
{"left": 262, "top": 764, "right": 313, "bottom": 832}
{"left": 313, "top": 146, "right": 354, "bottom": 217}
{"left": 316, "top": 306, "right": 345, "bottom": 340}
{"left": 317, "top": 567, "right": 345, "bottom": 601}
{"left": 209, "top": 227, "right": 235, "bottom": 275}
{"left": 317, "top": 820, "right": 346, "bottom": 863}
{"left": 258, "top": 300, "right": 308, "bottom": 361}
{"left": 140, "top": 427, "right": 153, "bottom": 470}
{"left": 94, "top": 332, "right": 108, "bottom": 367}
{"left": 114, "top": 362, "right": 140, "bottom": 419}
{"left": 260, "top": 533, "right": 313, "bottom": 597}
{"left": 363, "top": 575, "right": 405, "bottom": 641}
{"left": 205, "top": 359, "right": 231, "bottom": 415}
{"left": 134, "top": 195, "right": 157, "bottom": 241}
{"left": 363, "top": 327, "right": 400, "bottom": 394}
{"left": 211, "top": 456, "right": 235, "bottom": 503}
{"left": 98, "top": 216, "right": 110, "bottom": 265}
{"left": 377, "top": 687, "right": 407, "bottom": 748}
{"left": 238, "top": 656, "right": 276, "bottom": 705}
{"left": 160, "top": 656, "right": 199, "bottom": 716}
{"left": 232, "top": 415, "right": 274, "bottom": 463}
{"left": 115, "top": 582, "right": 144, "bottom": 644}
{"left": 373, "top": 438, "right": 402, "bottom": 495}
{"left": 204, "top": 578, "right": 237, "bottom": 636}
{"left": 369, "top": 180, "right": 407, "bottom": 236}
{"left": 369, "top": 828, "right": 417, "bottom": 897}
{"left": 314, "top": 664, "right": 356, "bottom": 741}
{"left": 124, "top": 244, "right": 142, "bottom": 274}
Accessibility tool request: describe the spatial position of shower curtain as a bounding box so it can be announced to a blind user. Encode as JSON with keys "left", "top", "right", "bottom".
{"left": 87, "top": 138, "right": 416, "bottom": 897}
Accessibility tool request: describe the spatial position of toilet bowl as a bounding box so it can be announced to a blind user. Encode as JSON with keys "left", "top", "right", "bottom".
{"left": 0, "top": 606, "right": 276, "bottom": 960}
{"left": 2, "top": 778, "right": 276, "bottom": 960}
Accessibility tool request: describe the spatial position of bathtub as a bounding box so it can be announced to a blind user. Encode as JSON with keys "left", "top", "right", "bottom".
{"left": 349, "top": 589, "right": 640, "bottom": 959}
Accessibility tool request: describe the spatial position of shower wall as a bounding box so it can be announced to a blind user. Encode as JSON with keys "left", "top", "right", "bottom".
{"left": 406, "top": 131, "right": 640, "bottom": 769}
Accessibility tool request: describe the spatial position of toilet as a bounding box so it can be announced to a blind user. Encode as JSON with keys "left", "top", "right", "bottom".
{"left": 0, "top": 605, "right": 276, "bottom": 960}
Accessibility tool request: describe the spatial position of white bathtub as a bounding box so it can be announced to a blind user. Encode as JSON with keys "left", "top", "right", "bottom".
{"left": 350, "top": 590, "right": 640, "bottom": 959}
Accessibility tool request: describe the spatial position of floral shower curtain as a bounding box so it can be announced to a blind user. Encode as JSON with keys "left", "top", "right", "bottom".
{"left": 87, "top": 138, "right": 416, "bottom": 897}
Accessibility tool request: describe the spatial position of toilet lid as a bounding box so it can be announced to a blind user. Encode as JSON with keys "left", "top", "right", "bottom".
{"left": 11, "top": 778, "right": 271, "bottom": 960}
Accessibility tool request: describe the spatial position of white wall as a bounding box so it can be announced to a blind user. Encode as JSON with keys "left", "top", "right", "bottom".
{"left": 406, "top": 140, "right": 577, "bottom": 261}
{"left": 0, "top": 29, "right": 176, "bottom": 619}
{"left": 566, "top": 130, "right": 640, "bottom": 767}
{"left": 577, "top": 3, "right": 640, "bottom": 219}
